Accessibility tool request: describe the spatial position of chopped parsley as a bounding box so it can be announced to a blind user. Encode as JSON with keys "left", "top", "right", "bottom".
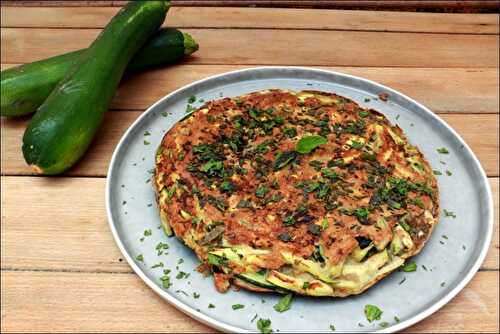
{"left": 444, "top": 209, "right": 456, "bottom": 218}
{"left": 437, "top": 147, "right": 449, "bottom": 154}
{"left": 144, "top": 130, "right": 151, "bottom": 136}
{"left": 349, "top": 140, "right": 364, "bottom": 149}
{"left": 208, "top": 303, "right": 216, "bottom": 309}
{"left": 232, "top": 304, "right": 245, "bottom": 310}
{"left": 359, "top": 110, "right": 369, "bottom": 117}
{"left": 255, "top": 185, "right": 270, "bottom": 198}
{"left": 135, "top": 254, "right": 144, "bottom": 262}
{"left": 440, "top": 282, "right": 446, "bottom": 287}
{"left": 446, "top": 170, "right": 453, "bottom": 176}
{"left": 193, "top": 292, "right": 200, "bottom": 298}
{"left": 273, "top": 293, "right": 293, "bottom": 312}
{"left": 394, "top": 316, "right": 401, "bottom": 323}
{"left": 144, "top": 229, "right": 152, "bottom": 237}
{"left": 379, "top": 322, "right": 389, "bottom": 328}
{"left": 329, "top": 324, "right": 336, "bottom": 331}
{"left": 273, "top": 150, "right": 298, "bottom": 171}
{"left": 237, "top": 199, "right": 254, "bottom": 209}
{"left": 402, "top": 261, "right": 417, "bottom": 272}
{"left": 155, "top": 242, "right": 169, "bottom": 256}
{"left": 185, "top": 104, "right": 195, "bottom": 114}
{"left": 364, "top": 304, "right": 383, "bottom": 323}
{"left": 176, "top": 271, "right": 189, "bottom": 279}
{"left": 398, "top": 277, "right": 406, "bottom": 285}
{"left": 143, "top": 140, "right": 150, "bottom": 145}
{"left": 282, "top": 127, "right": 297, "bottom": 138}
{"left": 433, "top": 170, "right": 442, "bottom": 175}
{"left": 151, "top": 262, "right": 164, "bottom": 269}
{"left": 159, "top": 269, "right": 172, "bottom": 289}
{"left": 282, "top": 215, "right": 295, "bottom": 226}
{"left": 188, "top": 95, "right": 196, "bottom": 103}
{"left": 257, "top": 318, "right": 272, "bottom": 334}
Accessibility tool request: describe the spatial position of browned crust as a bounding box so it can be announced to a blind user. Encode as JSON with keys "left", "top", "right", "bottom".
{"left": 154, "top": 89, "right": 439, "bottom": 297}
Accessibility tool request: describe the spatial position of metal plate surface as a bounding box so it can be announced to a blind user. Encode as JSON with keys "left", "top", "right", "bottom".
{"left": 106, "top": 67, "right": 493, "bottom": 333}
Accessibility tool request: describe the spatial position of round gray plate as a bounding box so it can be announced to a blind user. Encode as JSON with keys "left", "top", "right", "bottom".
{"left": 106, "top": 67, "right": 493, "bottom": 333}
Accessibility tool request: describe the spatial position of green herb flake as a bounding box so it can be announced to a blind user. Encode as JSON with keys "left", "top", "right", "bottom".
{"left": 394, "top": 316, "right": 400, "bottom": 323}
{"left": 193, "top": 292, "right": 200, "bottom": 299}
{"left": 379, "top": 322, "right": 389, "bottom": 328}
{"left": 350, "top": 140, "right": 364, "bottom": 149}
{"left": 273, "top": 150, "right": 298, "bottom": 171}
{"left": 185, "top": 104, "right": 195, "bottom": 114}
{"left": 433, "top": 170, "right": 442, "bottom": 175}
{"left": 255, "top": 185, "right": 270, "bottom": 198}
{"left": 364, "top": 304, "right": 383, "bottom": 323}
{"left": 232, "top": 304, "right": 245, "bottom": 310}
{"left": 273, "top": 293, "right": 293, "bottom": 313}
{"left": 437, "top": 147, "right": 449, "bottom": 154}
{"left": 446, "top": 170, "right": 453, "bottom": 176}
{"left": 398, "top": 277, "right": 406, "bottom": 285}
{"left": 257, "top": 318, "right": 272, "bottom": 334}
{"left": 444, "top": 209, "right": 456, "bottom": 218}
{"left": 151, "top": 262, "right": 164, "bottom": 269}
{"left": 364, "top": 98, "right": 371, "bottom": 102}
{"left": 161, "top": 111, "right": 169, "bottom": 117}
{"left": 251, "top": 314, "right": 258, "bottom": 323}
{"left": 395, "top": 114, "right": 400, "bottom": 120}
{"left": 321, "top": 218, "right": 329, "bottom": 230}
{"left": 143, "top": 140, "right": 150, "bottom": 145}
{"left": 144, "top": 229, "right": 152, "bottom": 237}
{"left": 208, "top": 303, "right": 216, "bottom": 309}
{"left": 440, "top": 282, "right": 446, "bottom": 287}
{"left": 296, "top": 135, "right": 327, "bottom": 154}
{"left": 135, "top": 254, "right": 144, "bottom": 262}
{"left": 402, "top": 261, "right": 417, "bottom": 272}
{"left": 176, "top": 271, "right": 189, "bottom": 279}
{"left": 283, "top": 127, "right": 297, "bottom": 138}
{"left": 442, "top": 234, "right": 448, "bottom": 240}
{"left": 422, "top": 265, "right": 428, "bottom": 271}
{"left": 329, "top": 324, "right": 336, "bottom": 331}
{"left": 359, "top": 111, "right": 369, "bottom": 118}
{"left": 188, "top": 95, "right": 196, "bottom": 104}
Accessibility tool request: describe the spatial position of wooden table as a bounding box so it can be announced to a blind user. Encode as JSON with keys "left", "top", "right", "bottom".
{"left": 1, "top": 4, "right": 499, "bottom": 333}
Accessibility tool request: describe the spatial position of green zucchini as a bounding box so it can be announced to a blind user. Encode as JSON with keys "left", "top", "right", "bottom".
{"left": 22, "top": 0, "right": 170, "bottom": 175}
{"left": 1, "top": 27, "right": 198, "bottom": 117}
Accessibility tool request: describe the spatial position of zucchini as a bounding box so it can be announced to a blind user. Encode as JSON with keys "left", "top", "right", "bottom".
{"left": 1, "top": 27, "right": 198, "bottom": 117}
{"left": 22, "top": 1, "right": 170, "bottom": 174}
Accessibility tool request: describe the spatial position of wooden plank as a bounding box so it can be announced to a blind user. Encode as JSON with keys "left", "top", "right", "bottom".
{"left": 2, "top": 65, "right": 497, "bottom": 114}
{"left": 1, "top": 28, "right": 498, "bottom": 67}
{"left": 1, "top": 7, "right": 498, "bottom": 34}
{"left": 2, "top": 1, "right": 500, "bottom": 11}
{"left": 1, "top": 176, "right": 497, "bottom": 273}
{"left": 2, "top": 112, "right": 498, "bottom": 177}
{"left": 1, "top": 270, "right": 498, "bottom": 333}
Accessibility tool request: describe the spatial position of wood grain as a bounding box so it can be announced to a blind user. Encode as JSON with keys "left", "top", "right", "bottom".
{"left": 1, "top": 270, "right": 498, "bottom": 333}
{"left": 1, "top": 7, "right": 498, "bottom": 34}
{"left": 2, "top": 112, "right": 498, "bottom": 177}
{"left": 2, "top": 1, "right": 500, "bottom": 11}
{"left": 1, "top": 28, "right": 499, "bottom": 67}
{"left": 2, "top": 65, "right": 498, "bottom": 114}
{"left": 1, "top": 176, "right": 497, "bottom": 273}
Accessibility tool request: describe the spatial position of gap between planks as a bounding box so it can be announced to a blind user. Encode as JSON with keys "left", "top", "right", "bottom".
{"left": 1, "top": 270, "right": 498, "bottom": 333}
{"left": 1, "top": 176, "right": 498, "bottom": 273}
{"left": 1, "top": 28, "right": 499, "bottom": 67}
{"left": 1, "top": 65, "right": 498, "bottom": 115}
{"left": 1, "top": 7, "right": 498, "bottom": 34}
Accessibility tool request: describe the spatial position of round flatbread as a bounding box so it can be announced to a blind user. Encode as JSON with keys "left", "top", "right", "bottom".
{"left": 154, "top": 89, "right": 439, "bottom": 297}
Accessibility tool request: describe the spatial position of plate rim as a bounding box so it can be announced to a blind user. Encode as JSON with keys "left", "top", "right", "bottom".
{"left": 105, "top": 66, "right": 494, "bottom": 333}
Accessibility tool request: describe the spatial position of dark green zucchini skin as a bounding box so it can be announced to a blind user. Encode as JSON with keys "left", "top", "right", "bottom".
{"left": 1, "top": 27, "right": 196, "bottom": 117}
{"left": 22, "top": 1, "right": 170, "bottom": 175}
